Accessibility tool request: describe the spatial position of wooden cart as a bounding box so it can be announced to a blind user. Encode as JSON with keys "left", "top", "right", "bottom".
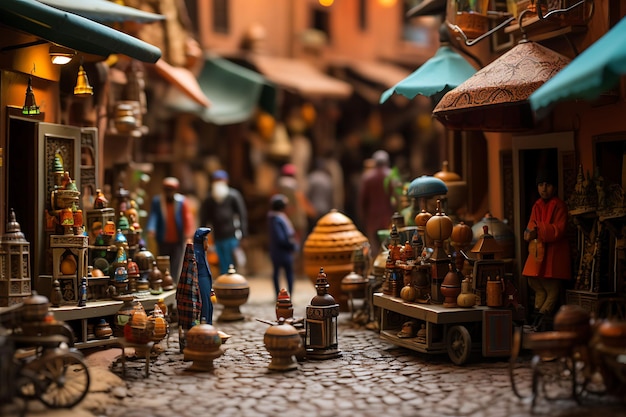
{"left": 373, "top": 292, "right": 512, "bottom": 365}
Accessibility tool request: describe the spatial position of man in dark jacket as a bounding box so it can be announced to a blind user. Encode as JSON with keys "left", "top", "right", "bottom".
{"left": 200, "top": 170, "right": 248, "bottom": 274}
{"left": 267, "top": 194, "right": 297, "bottom": 297}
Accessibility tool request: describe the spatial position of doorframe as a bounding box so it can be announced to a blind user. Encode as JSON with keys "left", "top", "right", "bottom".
{"left": 512, "top": 131, "right": 576, "bottom": 314}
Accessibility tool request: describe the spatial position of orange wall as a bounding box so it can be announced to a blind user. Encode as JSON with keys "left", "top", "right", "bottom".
{"left": 197, "top": 0, "right": 437, "bottom": 63}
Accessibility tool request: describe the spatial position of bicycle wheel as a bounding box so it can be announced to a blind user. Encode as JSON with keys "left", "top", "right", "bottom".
{"left": 35, "top": 352, "right": 90, "bottom": 409}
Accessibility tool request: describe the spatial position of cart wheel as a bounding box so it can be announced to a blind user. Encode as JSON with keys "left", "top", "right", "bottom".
{"left": 35, "top": 352, "right": 90, "bottom": 409}
{"left": 446, "top": 325, "right": 471, "bottom": 365}
{"left": 509, "top": 326, "right": 535, "bottom": 401}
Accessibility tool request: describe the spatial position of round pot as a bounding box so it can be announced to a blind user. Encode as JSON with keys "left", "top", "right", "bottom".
{"left": 214, "top": 265, "right": 250, "bottom": 321}
{"left": 264, "top": 319, "right": 303, "bottom": 371}
{"left": 303, "top": 210, "right": 368, "bottom": 311}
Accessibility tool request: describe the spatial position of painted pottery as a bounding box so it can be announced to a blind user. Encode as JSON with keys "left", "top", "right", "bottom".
{"left": 264, "top": 318, "right": 302, "bottom": 371}
{"left": 183, "top": 321, "right": 224, "bottom": 371}
{"left": 440, "top": 264, "right": 461, "bottom": 307}
{"left": 303, "top": 210, "right": 368, "bottom": 311}
{"left": 213, "top": 265, "right": 249, "bottom": 321}
{"left": 95, "top": 319, "right": 113, "bottom": 339}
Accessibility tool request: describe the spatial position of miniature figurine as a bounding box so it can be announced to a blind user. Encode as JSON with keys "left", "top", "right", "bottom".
{"left": 194, "top": 227, "right": 213, "bottom": 324}
{"left": 199, "top": 170, "right": 248, "bottom": 274}
{"left": 146, "top": 177, "right": 195, "bottom": 284}
{"left": 522, "top": 169, "right": 571, "bottom": 331}
{"left": 267, "top": 194, "right": 298, "bottom": 297}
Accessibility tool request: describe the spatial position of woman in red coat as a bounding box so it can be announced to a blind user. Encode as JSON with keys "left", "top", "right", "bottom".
{"left": 522, "top": 170, "right": 571, "bottom": 330}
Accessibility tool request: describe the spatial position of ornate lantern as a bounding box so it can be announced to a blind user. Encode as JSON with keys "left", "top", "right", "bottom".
{"left": 0, "top": 209, "right": 31, "bottom": 306}
{"left": 305, "top": 268, "right": 340, "bottom": 360}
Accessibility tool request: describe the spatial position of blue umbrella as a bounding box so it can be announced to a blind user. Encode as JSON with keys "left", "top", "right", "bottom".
{"left": 380, "top": 45, "right": 477, "bottom": 104}
{"left": 530, "top": 15, "right": 626, "bottom": 115}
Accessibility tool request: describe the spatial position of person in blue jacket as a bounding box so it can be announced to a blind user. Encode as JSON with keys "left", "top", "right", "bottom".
{"left": 267, "top": 194, "right": 298, "bottom": 297}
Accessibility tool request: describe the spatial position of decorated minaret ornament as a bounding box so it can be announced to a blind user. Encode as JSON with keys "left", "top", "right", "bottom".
{"left": 305, "top": 267, "right": 340, "bottom": 360}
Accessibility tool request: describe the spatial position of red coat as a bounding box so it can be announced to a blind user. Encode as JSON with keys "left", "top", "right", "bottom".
{"left": 522, "top": 196, "right": 571, "bottom": 280}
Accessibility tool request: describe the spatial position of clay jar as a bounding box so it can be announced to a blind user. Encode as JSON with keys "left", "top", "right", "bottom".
{"left": 303, "top": 210, "right": 368, "bottom": 311}
{"left": 457, "top": 277, "right": 476, "bottom": 308}
{"left": 440, "top": 264, "right": 461, "bottom": 307}
{"left": 213, "top": 265, "right": 250, "bottom": 321}
{"left": 554, "top": 304, "right": 591, "bottom": 343}
{"left": 21, "top": 291, "right": 50, "bottom": 322}
{"left": 597, "top": 320, "right": 626, "bottom": 348}
{"left": 95, "top": 319, "right": 113, "bottom": 339}
{"left": 183, "top": 322, "right": 224, "bottom": 371}
{"left": 263, "top": 318, "right": 303, "bottom": 371}
{"left": 276, "top": 288, "right": 294, "bottom": 321}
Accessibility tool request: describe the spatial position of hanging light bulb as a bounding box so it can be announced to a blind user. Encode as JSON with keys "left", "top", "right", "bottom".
{"left": 49, "top": 44, "right": 75, "bottom": 65}
{"left": 22, "top": 76, "right": 40, "bottom": 115}
{"left": 74, "top": 60, "right": 94, "bottom": 97}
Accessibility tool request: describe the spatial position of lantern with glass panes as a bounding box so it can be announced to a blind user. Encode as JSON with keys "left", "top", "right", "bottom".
{"left": 0, "top": 209, "right": 31, "bottom": 306}
{"left": 305, "top": 267, "right": 341, "bottom": 360}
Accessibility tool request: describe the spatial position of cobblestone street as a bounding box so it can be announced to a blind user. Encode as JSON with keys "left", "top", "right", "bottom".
{"left": 9, "top": 274, "right": 626, "bottom": 417}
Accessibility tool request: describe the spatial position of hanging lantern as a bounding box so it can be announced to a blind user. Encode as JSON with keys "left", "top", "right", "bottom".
{"left": 305, "top": 268, "right": 340, "bottom": 360}
{"left": 74, "top": 65, "right": 94, "bottom": 97}
{"left": 22, "top": 76, "right": 40, "bottom": 115}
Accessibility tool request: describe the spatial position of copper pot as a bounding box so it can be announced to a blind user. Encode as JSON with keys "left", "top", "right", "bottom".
{"left": 21, "top": 291, "right": 50, "bottom": 322}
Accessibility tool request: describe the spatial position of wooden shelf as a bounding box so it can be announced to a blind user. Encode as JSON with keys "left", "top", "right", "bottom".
{"left": 503, "top": 14, "right": 588, "bottom": 42}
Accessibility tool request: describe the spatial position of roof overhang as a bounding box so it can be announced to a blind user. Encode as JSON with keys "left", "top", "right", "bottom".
{"left": 37, "top": 0, "right": 165, "bottom": 23}
{"left": 0, "top": 0, "right": 161, "bottom": 63}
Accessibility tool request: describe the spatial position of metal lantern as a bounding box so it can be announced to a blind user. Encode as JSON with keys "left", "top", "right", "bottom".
{"left": 305, "top": 267, "right": 340, "bottom": 360}
{"left": 0, "top": 209, "right": 31, "bottom": 306}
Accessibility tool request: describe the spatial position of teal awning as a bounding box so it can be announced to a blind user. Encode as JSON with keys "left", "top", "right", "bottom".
{"left": 530, "top": 15, "right": 626, "bottom": 116}
{"left": 380, "top": 46, "right": 476, "bottom": 104}
{"left": 0, "top": 0, "right": 161, "bottom": 63}
{"left": 166, "top": 56, "right": 276, "bottom": 125}
{"left": 38, "top": 0, "right": 165, "bottom": 23}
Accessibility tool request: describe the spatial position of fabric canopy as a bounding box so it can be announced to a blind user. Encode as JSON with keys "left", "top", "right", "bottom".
{"left": 380, "top": 45, "right": 476, "bottom": 104}
{"left": 0, "top": 0, "right": 161, "bottom": 63}
{"left": 433, "top": 41, "right": 570, "bottom": 131}
{"left": 166, "top": 56, "right": 276, "bottom": 125}
{"left": 38, "top": 0, "right": 165, "bottom": 23}
{"left": 251, "top": 55, "right": 353, "bottom": 99}
{"left": 152, "top": 59, "right": 211, "bottom": 108}
{"left": 530, "top": 15, "right": 626, "bottom": 116}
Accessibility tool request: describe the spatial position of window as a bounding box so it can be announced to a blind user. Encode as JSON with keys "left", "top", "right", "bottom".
{"left": 311, "top": 8, "right": 331, "bottom": 42}
{"left": 213, "top": 0, "right": 229, "bottom": 34}
{"left": 359, "top": 0, "right": 367, "bottom": 31}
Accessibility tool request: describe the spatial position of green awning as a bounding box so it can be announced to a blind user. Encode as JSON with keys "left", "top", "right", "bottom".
{"left": 0, "top": 0, "right": 161, "bottom": 63}
{"left": 530, "top": 15, "right": 626, "bottom": 117}
{"left": 38, "top": 0, "right": 165, "bottom": 23}
{"left": 166, "top": 56, "right": 276, "bottom": 125}
{"left": 380, "top": 46, "right": 476, "bottom": 104}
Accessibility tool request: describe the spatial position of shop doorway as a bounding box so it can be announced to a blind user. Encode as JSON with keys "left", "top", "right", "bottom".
{"left": 512, "top": 132, "right": 576, "bottom": 317}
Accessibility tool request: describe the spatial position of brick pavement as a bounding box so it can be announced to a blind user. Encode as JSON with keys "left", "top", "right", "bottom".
{"left": 7, "top": 273, "right": 626, "bottom": 417}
